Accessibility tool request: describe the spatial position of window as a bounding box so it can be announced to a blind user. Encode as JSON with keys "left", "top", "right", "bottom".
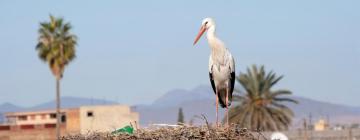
{"left": 0, "top": 125, "right": 10, "bottom": 131}
{"left": 50, "top": 113, "right": 57, "bottom": 119}
{"left": 87, "top": 111, "right": 93, "bottom": 117}
{"left": 44, "top": 123, "right": 56, "bottom": 128}
{"left": 30, "top": 115, "right": 36, "bottom": 120}
{"left": 41, "top": 114, "right": 46, "bottom": 120}
{"left": 20, "top": 125, "right": 34, "bottom": 129}
{"left": 61, "top": 114, "right": 66, "bottom": 123}
{"left": 18, "top": 115, "right": 27, "bottom": 121}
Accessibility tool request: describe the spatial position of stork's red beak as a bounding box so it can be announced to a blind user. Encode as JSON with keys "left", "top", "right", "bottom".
{"left": 193, "top": 25, "right": 206, "bottom": 45}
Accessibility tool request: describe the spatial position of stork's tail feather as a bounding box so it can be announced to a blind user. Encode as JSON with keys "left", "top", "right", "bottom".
{"left": 218, "top": 99, "right": 227, "bottom": 108}
{"left": 218, "top": 89, "right": 232, "bottom": 108}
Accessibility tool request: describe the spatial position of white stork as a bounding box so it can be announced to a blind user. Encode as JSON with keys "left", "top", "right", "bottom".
{"left": 193, "top": 18, "right": 235, "bottom": 126}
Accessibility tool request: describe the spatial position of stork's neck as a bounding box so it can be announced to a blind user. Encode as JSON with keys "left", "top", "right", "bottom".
{"left": 206, "top": 26, "right": 226, "bottom": 54}
{"left": 206, "top": 26, "right": 216, "bottom": 41}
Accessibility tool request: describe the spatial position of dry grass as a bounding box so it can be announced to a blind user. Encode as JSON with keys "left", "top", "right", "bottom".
{"left": 61, "top": 125, "right": 262, "bottom": 140}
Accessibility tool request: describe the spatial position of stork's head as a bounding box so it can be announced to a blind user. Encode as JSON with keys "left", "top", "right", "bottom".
{"left": 193, "top": 17, "right": 215, "bottom": 45}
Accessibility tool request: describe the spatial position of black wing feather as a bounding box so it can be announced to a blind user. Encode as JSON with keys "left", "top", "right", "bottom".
{"left": 209, "top": 72, "right": 216, "bottom": 94}
{"left": 209, "top": 72, "right": 227, "bottom": 108}
{"left": 227, "top": 71, "right": 235, "bottom": 106}
{"left": 229, "top": 71, "right": 235, "bottom": 94}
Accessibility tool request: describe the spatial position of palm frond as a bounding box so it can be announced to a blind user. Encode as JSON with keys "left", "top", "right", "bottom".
{"left": 273, "top": 97, "right": 299, "bottom": 104}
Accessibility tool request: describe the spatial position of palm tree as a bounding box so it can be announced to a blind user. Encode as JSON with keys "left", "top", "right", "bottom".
{"left": 36, "top": 15, "right": 77, "bottom": 139}
{"left": 227, "top": 65, "right": 298, "bottom": 131}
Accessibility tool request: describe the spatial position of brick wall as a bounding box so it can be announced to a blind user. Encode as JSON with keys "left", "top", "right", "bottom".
{"left": 0, "top": 124, "right": 66, "bottom": 140}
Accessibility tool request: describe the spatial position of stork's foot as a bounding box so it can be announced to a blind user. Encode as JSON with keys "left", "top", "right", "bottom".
{"left": 214, "top": 120, "right": 220, "bottom": 128}
{"left": 225, "top": 122, "right": 230, "bottom": 130}
{"left": 225, "top": 123, "right": 229, "bottom": 128}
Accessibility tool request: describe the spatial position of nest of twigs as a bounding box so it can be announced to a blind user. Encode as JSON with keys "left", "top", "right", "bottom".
{"left": 62, "top": 124, "right": 260, "bottom": 140}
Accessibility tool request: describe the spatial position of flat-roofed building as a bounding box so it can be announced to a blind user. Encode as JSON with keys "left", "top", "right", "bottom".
{"left": 0, "top": 105, "right": 139, "bottom": 140}
{"left": 314, "top": 119, "right": 329, "bottom": 131}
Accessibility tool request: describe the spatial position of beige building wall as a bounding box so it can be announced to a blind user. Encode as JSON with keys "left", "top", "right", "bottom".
{"left": 64, "top": 108, "right": 80, "bottom": 134}
{"left": 79, "top": 105, "right": 139, "bottom": 134}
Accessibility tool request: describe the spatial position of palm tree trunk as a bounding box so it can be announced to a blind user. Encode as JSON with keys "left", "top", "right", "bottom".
{"left": 56, "top": 42, "right": 64, "bottom": 140}
{"left": 56, "top": 78, "right": 61, "bottom": 140}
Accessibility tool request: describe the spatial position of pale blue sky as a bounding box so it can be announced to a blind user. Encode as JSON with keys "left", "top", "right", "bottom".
{"left": 0, "top": 0, "right": 359, "bottom": 107}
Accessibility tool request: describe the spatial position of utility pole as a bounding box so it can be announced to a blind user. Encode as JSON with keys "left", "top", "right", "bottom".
{"left": 348, "top": 126, "right": 353, "bottom": 140}
{"left": 308, "top": 113, "right": 312, "bottom": 129}
{"left": 303, "top": 118, "right": 308, "bottom": 140}
{"left": 308, "top": 113, "right": 312, "bottom": 139}
{"left": 326, "top": 114, "right": 330, "bottom": 129}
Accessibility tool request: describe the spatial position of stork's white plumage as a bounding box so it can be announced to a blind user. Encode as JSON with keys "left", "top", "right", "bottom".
{"left": 193, "top": 18, "right": 235, "bottom": 127}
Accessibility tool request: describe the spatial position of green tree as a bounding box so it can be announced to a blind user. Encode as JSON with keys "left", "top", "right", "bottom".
{"left": 177, "top": 107, "right": 185, "bottom": 125}
{"left": 36, "top": 15, "right": 77, "bottom": 139}
{"left": 227, "top": 65, "right": 298, "bottom": 131}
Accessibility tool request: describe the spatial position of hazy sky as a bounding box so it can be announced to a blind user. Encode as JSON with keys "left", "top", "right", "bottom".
{"left": 0, "top": 0, "right": 359, "bottom": 107}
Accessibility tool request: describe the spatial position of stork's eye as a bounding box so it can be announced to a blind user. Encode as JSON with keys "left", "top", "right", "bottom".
{"left": 205, "top": 21, "right": 208, "bottom": 25}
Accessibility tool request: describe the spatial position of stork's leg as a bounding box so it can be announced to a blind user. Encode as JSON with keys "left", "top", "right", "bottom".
{"left": 226, "top": 88, "right": 229, "bottom": 128}
{"left": 215, "top": 90, "right": 219, "bottom": 127}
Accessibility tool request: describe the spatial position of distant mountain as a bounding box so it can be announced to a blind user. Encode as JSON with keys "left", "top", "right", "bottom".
{"left": 0, "top": 97, "right": 117, "bottom": 113}
{"left": 134, "top": 99, "right": 223, "bottom": 126}
{"left": 133, "top": 86, "right": 223, "bottom": 125}
{"left": 28, "top": 96, "right": 117, "bottom": 111}
{"left": 287, "top": 96, "right": 360, "bottom": 125}
{"left": 133, "top": 85, "right": 360, "bottom": 127}
{"left": 151, "top": 85, "right": 214, "bottom": 108}
{"left": 0, "top": 103, "right": 23, "bottom": 112}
